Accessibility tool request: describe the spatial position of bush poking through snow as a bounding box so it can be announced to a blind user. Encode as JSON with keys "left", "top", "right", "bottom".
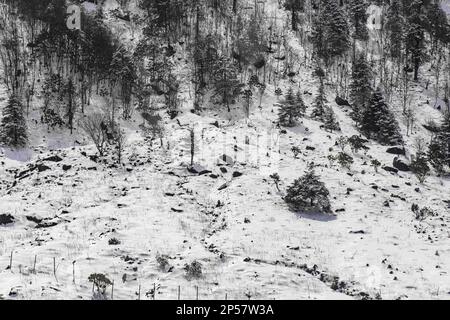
{"left": 371, "top": 159, "right": 381, "bottom": 173}
{"left": 108, "top": 238, "right": 121, "bottom": 245}
{"left": 88, "top": 273, "right": 112, "bottom": 300}
{"left": 80, "top": 113, "right": 109, "bottom": 156}
{"left": 336, "top": 152, "right": 354, "bottom": 170}
{"left": 411, "top": 152, "right": 430, "bottom": 183}
{"left": 270, "top": 173, "right": 281, "bottom": 192}
{"left": 284, "top": 169, "right": 331, "bottom": 214}
{"left": 184, "top": 261, "right": 202, "bottom": 279}
{"left": 156, "top": 254, "right": 171, "bottom": 272}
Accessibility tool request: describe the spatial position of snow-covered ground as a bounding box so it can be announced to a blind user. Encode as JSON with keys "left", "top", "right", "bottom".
{"left": 0, "top": 0, "right": 449, "bottom": 300}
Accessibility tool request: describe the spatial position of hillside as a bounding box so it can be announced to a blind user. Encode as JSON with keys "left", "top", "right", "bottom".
{"left": 0, "top": 0, "right": 449, "bottom": 300}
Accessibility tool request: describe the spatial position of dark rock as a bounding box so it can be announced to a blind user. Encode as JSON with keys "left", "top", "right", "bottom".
{"left": 383, "top": 166, "right": 398, "bottom": 174}
{"left": 171, "top": 207, "right": 183, "bottom": 213}
{"left": 335, "top": 96, "right": 351, "bottom": 107}
{"left": 0, "top": 214, "right": 14, "bottom": 225}
{"left": 232, "top": 171, "right": 243, "bottom": 178}
{"left": 393, "top": 157, "right": 411, "bottom": 172}
{"left": 62, "top": 164, "right": 72, "bottom": 171}
{"left": 188, "top": 164, "right": 211, "bottom": 175}
{"left": 220, "top": 154, "right": 234, "bottom": 165}
{"left": 349, "top": 230, "right": 366, "bottom": 234}
{"left": 386, "top": 147, "right": 405, "bottom": 155}
{"left": 218, "top": 183, "right": 228, "bottom": 191}
{"left": 306, "top": 146, "right": 316, "bottom": 151}
{"left": 44, "top": 155, "right": 63, "bottom": 162}
{"left": 210, "top": 174, "right": 219, "bottom": 179}
{"left": 36, "top": 221, "right": 58, "bottom": 229}
{"left": 220, "top": 167, "right": 228, "bottom": 174}
{"left": 26, "top": 216, "right": 43, "bottom": 224}
{"left": 37, "top": 164, "right": 51, "bottom": 172}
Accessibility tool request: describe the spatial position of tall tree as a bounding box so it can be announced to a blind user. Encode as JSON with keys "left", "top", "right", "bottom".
{"left": 0, "top": 95, "right": 28, "bottom": 148}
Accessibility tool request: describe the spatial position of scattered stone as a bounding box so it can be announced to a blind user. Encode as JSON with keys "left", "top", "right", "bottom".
{"left": 62, "top": 164, "right": 72, "bottom": 171}
{"left": 335, "top": 96, "right": 351, "bottom": 107}
{"left": 220, "top": 167, "right": 228, "bottom": 174}
{"left": 188, "top": 164, "right": 211, "bottom": 175}
{"left": 393, "top": 157, "right": 411, "bottom": 172}
{"left": 218, "top": 183, "right": 228, "bottom": 191}
{"left": 26, "top": 216, "right": 43, "bottom": 224}
{"left": 349, "top": 230, "right": 366, "bottom": 234}
{"left": 383, "top": 166, "right": 398, "bottom": 174}
{"left": 386, "top": 147, "right": 405, "bottom": 155}
{"left": 37, "top": 164, "right": 51, "bottom": 172}
{"left": 171, "top": 207, "right": 184, "bottom": 213}
{"left": 306, "top": 146, "right": 316, "bottom": 151}
{"left": 44, "top": 155, "right": 63, "bottom": 162}
{"left": 232, "top": 171, "right": 243, "bottom": 178}
{"left": 0, "top": 214, "right": 15, "bottom": 225}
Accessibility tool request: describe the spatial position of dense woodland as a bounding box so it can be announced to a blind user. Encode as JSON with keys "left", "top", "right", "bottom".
{"left": 0, "top": 0, "right": 449, "bottom": 191}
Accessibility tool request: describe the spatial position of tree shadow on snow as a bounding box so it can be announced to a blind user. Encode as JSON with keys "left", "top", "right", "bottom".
{"left": 295, "top": 212, "right": 337, "bottom": 222}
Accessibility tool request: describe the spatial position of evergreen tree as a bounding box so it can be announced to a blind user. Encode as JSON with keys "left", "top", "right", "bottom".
{"left": 405, "top": 0, "right": 427, "bottom": 81}
{"left": 284, "top": 0, "right": 305, "bottom": 31}
{"left": 311, "top": 0, "right": 350, "bottom": 65}
{"left": 212, "top": 55, "right": 243, "bottom": 112}
{"left": 278, "top": 87, "right": 301, "bottom": 127}
{"left": 349, "top": 0, "right": 369, "bottom": 42}
{"left": 311, "top": 80, "right": 327, "bottom": 121}
{"left": 295, "top": 89, "right": 307, "bottom": 117}
{"left": 411, "top": 152, "right": 430, "bottom": 183}
{"left": 428, "top": 112, "right": 450, "bottom": 173}
{"left": 0, "top": 95, "right": 28, "bottom": 148}
{"left": 285, "top": 169, "right": 331, "bottom": 214}
{"left": 360, "top": 88, "right": 403, "bottom": 146}
{"left": 349, "top": 53, "right": 372, "bottom": 124}
{"left": 323, "top": 106, "right": 340, "bottom": 133}
{"left": 385, "top": 0, "right": 405, "bottom": 59}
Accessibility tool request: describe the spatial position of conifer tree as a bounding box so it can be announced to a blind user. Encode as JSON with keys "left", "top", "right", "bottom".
{"left": 349, "top": 53, "right": 372, "bottom": 124}
{"left": 323, "top": 106, "right": 340, "bottom": 133}
{"left": 385, "top": 0, "right": 404, "bottom": 59}
{"left": 311, "top": 80, "right": 327, "bottom": 121}
{"left": 405, "top": 0, "right": 427, "bottom": 81}
{"left": 0, "top": 95, "right": 28, "bottom": 148}
{"left": 285, "top": 169, "right": 331, "bottom": 214}
{"left": 360, "top": 88, "right": 403, "bottom": 146}
{"left": 311, "top": 0, "right": 350, "bottom": 65}
{"left": 212, "top": 55, "right": 243, "bottom": 112}
{"left": 295, "top": 89, "right": 307, "bottom": 117}
{"left": 278, "top": 87, "right": 301, "bottom": 127}
{"left": 349, "top": 0, "right": 369, "bottom": 58}
{"left": 428, "top": 112, "right": 450, "bottom": 173}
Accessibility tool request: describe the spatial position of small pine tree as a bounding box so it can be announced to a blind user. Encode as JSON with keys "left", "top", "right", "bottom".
{"left": 278, "top": 87, "right": 301, "bottom": 127}
{"left": 336, "top": 152, "right": 354, "bottom": 170}
{"left": 361, "top": 88, "right": 403, "bottom": 146}
{"left": 0, "top": 95, "right": 28, "bottom": 148}
{"left": 349, "top": 53, "right": 372, "bottom": 124}
{"left": 285, "top": 169, "right": 331, "bottom": 214}
{"left": 212, "top": 55, "right": 243, "bottom": 112}
{"left": 323, "top": 106, "right": 340, "bottom": 132}
{"left": 411, "top": 152, "right": 430, "bottom": 184}
{"left": 295, "top": 89, "right": 307, "bottom": 117}
{"left": 428, "top": 112, "right": 450, "bottom": 173}
{"left": 311, "top": 80, "right": 327, "bottom": 121}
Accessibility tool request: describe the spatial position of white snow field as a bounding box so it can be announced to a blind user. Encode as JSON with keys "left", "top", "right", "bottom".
{"left": 0, "top": 0, "right": 449, "bottom": 300}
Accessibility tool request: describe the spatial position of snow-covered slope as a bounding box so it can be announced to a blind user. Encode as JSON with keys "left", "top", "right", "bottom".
{"left": 0, "top": 0, "right": 449, "bottom": 300}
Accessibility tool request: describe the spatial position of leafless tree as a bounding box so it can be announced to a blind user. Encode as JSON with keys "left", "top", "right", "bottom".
{"left": 80, "top": 113, "right": 109, "bottom": 156}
